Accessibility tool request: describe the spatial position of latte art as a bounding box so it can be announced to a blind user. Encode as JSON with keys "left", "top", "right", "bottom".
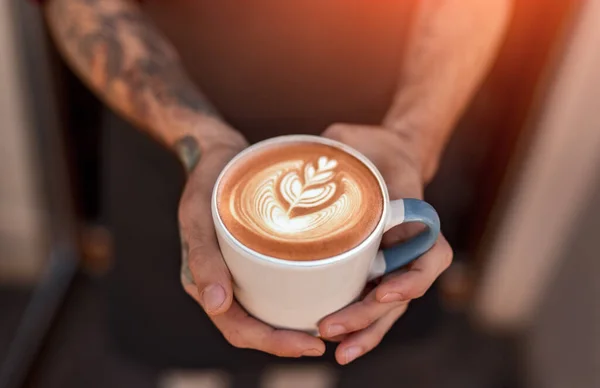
{"left": 231, "top": 156, "right": 362, "bottom": 241}
{"left": 217, "top": 142, "right": 383, "bottom": 261}
{"left": 281, "top": 156, "right": 338, "bottom": 216}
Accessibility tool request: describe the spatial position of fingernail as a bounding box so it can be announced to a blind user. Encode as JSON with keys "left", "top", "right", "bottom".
{"left": 303, "top": 348, "right": 324, "bottom": 357}
{"left": 379, "top": 292, "right": 404, "bottom": 303}
{"left": 201, "top": 284, "right": 226, "bottom": 313}
{"left": 326, "top": 324, "right": 346, "bottom": 338}
{"left": 343, "top": 346, "right": 363, "bottom": 364}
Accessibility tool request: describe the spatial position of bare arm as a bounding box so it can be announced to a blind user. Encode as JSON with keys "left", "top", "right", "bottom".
{"left": 45, "top": 0, "right": 246, "bottom": 172}
{"left": 320, "top": 0, "right": 513, "bottom": 364}
{"left": 384, "top": 0, "right": 513, "bottom": 182}
{"left": 45, "top": 0, "right": 325, "bottom": 358}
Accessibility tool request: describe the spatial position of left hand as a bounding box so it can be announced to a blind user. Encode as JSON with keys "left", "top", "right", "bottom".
{"left": 319, "top": 123, "right": 453, "bottom": 365}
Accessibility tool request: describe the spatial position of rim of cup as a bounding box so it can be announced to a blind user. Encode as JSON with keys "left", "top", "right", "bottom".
{"left": 211, "top": 134, "right": 391, "bottom": 267}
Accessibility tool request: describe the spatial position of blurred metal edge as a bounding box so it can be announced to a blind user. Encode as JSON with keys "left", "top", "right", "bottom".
{"left": 0, "top": 1, "right": 81, "bottom": 387}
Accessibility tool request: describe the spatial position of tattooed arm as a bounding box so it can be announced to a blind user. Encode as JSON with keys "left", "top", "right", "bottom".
{"left": 45, "top": 0, "right": 246, "bottom": 172}
{"left": 45, "top": 0, "right": 324, "bottom": 359}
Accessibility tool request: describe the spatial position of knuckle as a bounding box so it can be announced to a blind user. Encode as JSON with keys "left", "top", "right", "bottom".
{"left": 184, "top": 253, "right": 201, "bottom": 274}
{"left": 177, "top": 211, "right": 187, "bottom": 229}
{"left": 185, "top": 230, "right": 217, "bottom": 257}
{"left": 327, "top": 123, "right": 345, "bottom": 133}
{"left": 349, "top": 313, "right": 376, "bottom": 331}
{"left": 324, "top": 123, "right": 349, "bottom": 139}
{"left": 223, "top": 329, "right": 247, "bottom": 349}
{"left": 187, "top": 244, "right": 206, "bottom": 263}
{"left": 440, "top": 245, "right": 454, "bottom": 271}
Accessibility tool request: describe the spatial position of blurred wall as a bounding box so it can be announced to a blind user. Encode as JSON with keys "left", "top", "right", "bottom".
{"left": 475, "top": 0, "right": 600, "bottom": 329}
{"left": 526, "top": 175, "right": 600, "bottom": 388}
{"left": 0, "top": 0, "right": 47, "bottom": 284}
{"left": 472, "top": 1, "right": 600, "bottom": 386}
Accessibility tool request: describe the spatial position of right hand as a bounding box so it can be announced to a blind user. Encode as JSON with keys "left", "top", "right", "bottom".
{"left": 178, "top": 138, "right": 326, "bottom": 358}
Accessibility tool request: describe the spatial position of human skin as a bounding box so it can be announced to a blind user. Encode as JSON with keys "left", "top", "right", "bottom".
{"left": 45, "top": 0, "right": 512, "bottom": 364}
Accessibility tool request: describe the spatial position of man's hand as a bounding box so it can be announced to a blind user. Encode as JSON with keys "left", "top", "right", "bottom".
{"left": 177, "top": 138, "right": 326, "bottom": 358}
{"left": 319, "top": 123, "right": 453, "bottom": 365}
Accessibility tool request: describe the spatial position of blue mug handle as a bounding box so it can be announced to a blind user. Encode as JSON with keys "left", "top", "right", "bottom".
{"left": 369, "top": 199, "right": 441, "bottom": 280}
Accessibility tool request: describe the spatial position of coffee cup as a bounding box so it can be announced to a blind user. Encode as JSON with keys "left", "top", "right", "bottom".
{"left": 212, "top": 135, "right": 440, "bottom": 334}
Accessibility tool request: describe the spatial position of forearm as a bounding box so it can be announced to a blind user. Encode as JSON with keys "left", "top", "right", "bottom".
{"left": 384, "top": 0, "right": 512, "bottom": 182}
{"left": 45, "top": 0, "right": 245, "bottom": 172}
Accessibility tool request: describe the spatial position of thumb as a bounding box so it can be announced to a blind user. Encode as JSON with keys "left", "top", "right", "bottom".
{"left": 186, "top": 238, "right": 234, "bottom": 316}
{"left": 179, "top": 178, "right": 234, "bottom": 316}
{"left": 178, "top": 143, "right": 243, "bottom": 316}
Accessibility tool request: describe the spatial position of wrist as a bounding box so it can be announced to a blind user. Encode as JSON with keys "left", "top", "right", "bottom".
{"left": 192, "top": 115, "right": 248, "bottom": 151}
{"left": 174, "top": 117, "right": 247, "bottom": 174}
{"left": 383, "top": 119, "right": 442, "bottom": 184}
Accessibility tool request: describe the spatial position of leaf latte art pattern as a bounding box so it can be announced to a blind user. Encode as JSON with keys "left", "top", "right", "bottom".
{"left": 229, "top": 156, "right": 363, "bottom": 241}
{"left": 218, "top": 142, "right": 384, "bottom": 261}
{"left": 281, "top": 156, "right": 338, "bottom": 215}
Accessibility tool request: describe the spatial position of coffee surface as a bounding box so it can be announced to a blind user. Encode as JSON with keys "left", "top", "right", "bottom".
{"left": 217, "top": 141, "right": 383, "bottom": 261}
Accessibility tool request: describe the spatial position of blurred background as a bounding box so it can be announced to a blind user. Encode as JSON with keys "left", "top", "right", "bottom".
{"left": 1, "top": 0, "right": 599, "bottom": 387}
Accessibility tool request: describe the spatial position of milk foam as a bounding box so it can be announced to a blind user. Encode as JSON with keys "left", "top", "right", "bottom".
{"left": 229, "top": 156, "right": 363, "bottom": 241}
{"left": 218, "top": 141, "right": 384, "bottom": 261}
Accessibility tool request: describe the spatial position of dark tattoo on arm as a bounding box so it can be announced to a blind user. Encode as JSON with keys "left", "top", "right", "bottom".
{"left": 46, "top": 0, "right": 221, "bottom": 151}
{"left": 174, "top": 136, "right": 202, "bottom": 173}
{"left": 180, "top": 234, "right": 195, "bottom": 286}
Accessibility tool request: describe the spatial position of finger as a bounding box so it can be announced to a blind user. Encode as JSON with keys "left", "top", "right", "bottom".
{"left": 211, "top": 301, "right": 326, "bottom": 358}
{"left": 319, "top": 288, "right": 405, "bottom": 339}
{"left": 335, "top": 304, "right": 408, "bottom": 365}
{"left": 325, "top": 334, "right": 349, "bottom": 343}
{"left": 179, "top": 232, "right": 233, "bottom": 316}
{"left": 180, "top": 205, "right": 233, "bottom": 317}
{"left": 187, "top": 243, "right": 234, "bottom": 316}
{"left": 178, "top": 146, "right": 245, "bottom": 315}
{"left": 179, "top": 227, "right": 220, "bottom": 308}
{"left": 376, "top": 235, "right": 453, "bottom": 303}
{"left": 381, "top": 221, "right": 425, "bottom": 249}
{"left": 179, "top": 231, "right": 233, "bottom": 317}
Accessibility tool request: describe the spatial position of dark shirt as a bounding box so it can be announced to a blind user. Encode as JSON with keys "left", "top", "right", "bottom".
{"left": 141, "top": 0, "right": 415, "bottom": 142}
{"left": 40, "top": 0, "right": 442, "bottom": 372}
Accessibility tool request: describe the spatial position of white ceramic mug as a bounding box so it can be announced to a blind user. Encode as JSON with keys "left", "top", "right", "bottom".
{"left": 211, "top": 135, "right": 440, "bottom": 334}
